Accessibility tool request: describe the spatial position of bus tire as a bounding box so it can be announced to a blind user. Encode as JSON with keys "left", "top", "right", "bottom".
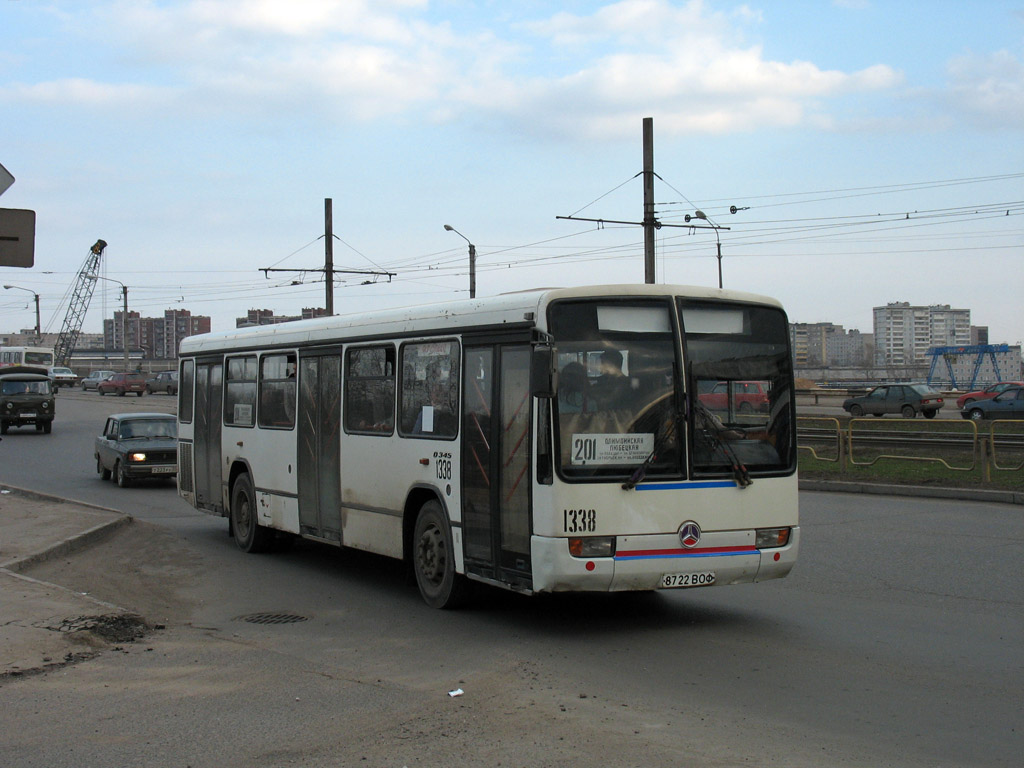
{"left": 230, "top": 473, "right": 272, "bottom": 553}
{"left": 413, "top": 500, "right": 470, "bottom": 609}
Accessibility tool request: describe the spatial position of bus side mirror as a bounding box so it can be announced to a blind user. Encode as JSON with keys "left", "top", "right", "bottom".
{"left": 530, "top": 345, "right": 556, "bottom": 398}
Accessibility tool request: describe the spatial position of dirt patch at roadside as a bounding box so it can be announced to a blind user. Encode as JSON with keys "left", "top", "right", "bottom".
{"left": 22, "top": 517, "right": 203, "bottom": 627}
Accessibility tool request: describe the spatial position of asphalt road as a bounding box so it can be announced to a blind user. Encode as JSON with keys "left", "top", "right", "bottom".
{"left": 0, "top": 392, "right": 1021, "bottom": 767}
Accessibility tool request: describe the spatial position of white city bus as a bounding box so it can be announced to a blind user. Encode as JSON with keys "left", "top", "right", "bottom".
{"left": 0, "top": 345, "right": 54, "bottom": 369}
{"left": 177, "top": 284, "right": 799, "bottom": 607}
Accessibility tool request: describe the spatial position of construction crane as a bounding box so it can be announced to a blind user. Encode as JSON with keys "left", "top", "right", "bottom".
{"left": 53, "top": 239, "right": 107, "bottom": 367}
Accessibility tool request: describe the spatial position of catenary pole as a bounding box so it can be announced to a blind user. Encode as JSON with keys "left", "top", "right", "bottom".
{"left": 642, "top": 117, "right": 656, "bottom": 284}
{"left": 325, "top": 198, "right": 334, "bottom": 315}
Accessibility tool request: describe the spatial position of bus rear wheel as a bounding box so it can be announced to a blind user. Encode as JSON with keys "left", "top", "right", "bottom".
{"left": 231, "top": 473, "right": 272, "bottom": 553}
{"left": 413, "top": 500, "right": 470, "bottom": 609}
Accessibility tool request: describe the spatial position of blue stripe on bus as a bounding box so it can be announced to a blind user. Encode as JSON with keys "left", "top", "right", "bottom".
{"left": 634, "top": 480, "right": 736, "bottom": 491}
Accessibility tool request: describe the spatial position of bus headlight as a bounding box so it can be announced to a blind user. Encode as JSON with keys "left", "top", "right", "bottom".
{"left": 568, "top": 537, "right": 616, "bottom": 558}
{"left": 129, "top": 452, "right": 147, "bottom": 462}
{"left": 755, "top": 527, "right": 791, "bottom": 549}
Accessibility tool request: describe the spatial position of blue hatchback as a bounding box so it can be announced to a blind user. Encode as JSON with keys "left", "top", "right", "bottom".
{"left": 961, "top": 386, "right": 1024, "bottom": 421}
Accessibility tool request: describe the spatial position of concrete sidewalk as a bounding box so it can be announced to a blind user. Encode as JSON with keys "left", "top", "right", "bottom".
{"left": 0, "top": 485, "right": 134, "bottom": 678}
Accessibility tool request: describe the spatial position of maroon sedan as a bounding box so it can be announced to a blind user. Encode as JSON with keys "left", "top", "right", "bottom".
{"left": 97, "top": 372, "right": 147, "bottom": 397}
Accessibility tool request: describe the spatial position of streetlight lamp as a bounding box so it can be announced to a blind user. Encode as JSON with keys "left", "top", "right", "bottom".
{"left": 443, "top": 224, "right": 476, "bottom": 299}
{"left": 3, "top": 284, "right": 41, "bottom": 340}
{"left": 684, "top": 206, "right": 746, "bottom": 289}
{"left": 88, "top": 275, "right": 130, "bottom": 371}
{"left": 684, "top": 211, "right": 723, "bottom": 289}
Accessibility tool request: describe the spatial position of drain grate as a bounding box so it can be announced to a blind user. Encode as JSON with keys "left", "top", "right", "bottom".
{"left": 236, "top": 613, "right": 309, "bottom": 625}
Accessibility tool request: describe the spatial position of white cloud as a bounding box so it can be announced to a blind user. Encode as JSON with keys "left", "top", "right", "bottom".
{"left": 1, "top": 0, "right": 902, "bottom": 136}
{"left": 462, "top": 1, "right": 900, "bottom": 139}
{"left": 944, "top": 50, "right": 1024, "bottom": 129}
{"left": 0, "top": 77, "right": 164, "bottom": 107}
{"left": 184, "top": 0, "right": 428, "bottom": 41}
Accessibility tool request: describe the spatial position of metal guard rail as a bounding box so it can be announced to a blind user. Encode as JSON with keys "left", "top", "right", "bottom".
{"left": 797, "top": 417, "right": 1024, "bottom": 478}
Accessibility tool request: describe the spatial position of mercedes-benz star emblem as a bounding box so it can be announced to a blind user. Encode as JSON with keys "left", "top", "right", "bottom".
{"left": 679, "top": 521, "right": 701, "bottom": 548}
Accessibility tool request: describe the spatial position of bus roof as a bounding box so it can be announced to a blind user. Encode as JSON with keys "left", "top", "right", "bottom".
{"left": 179, "top": 283, "right": 785, "bottom": 355}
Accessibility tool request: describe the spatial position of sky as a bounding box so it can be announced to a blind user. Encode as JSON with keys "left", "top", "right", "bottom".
{"left": 1, "top": 0, "right": 1022, "bottom": 346}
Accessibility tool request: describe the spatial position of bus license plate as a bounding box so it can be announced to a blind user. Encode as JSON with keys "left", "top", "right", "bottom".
{"left": 661, "top": 571, "right": 716, "bottom": 589}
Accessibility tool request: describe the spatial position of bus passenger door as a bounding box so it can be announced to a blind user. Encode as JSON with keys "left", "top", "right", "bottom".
{"left": 462, "top": 344, "right": 532, "bottom": 589}
{"left": 297, "top": 351, "right": 342, "bottom": 541}
{"left": 194, "top": 361, "right": 223, "bottom": 512}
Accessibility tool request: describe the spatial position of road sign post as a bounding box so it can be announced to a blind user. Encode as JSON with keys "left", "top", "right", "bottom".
{"left": 0, "top": 162, "right": 13, "bottom": 197}
{"left": 0, "top": 208, "right": 36, "bottom": 267}
{"left": 0, "top": 163, "right": 37, "bottom": 267}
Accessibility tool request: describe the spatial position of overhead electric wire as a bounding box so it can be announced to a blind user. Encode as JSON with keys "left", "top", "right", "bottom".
{"left": 12, "top": 172, "right": 1014, "bottom": 334}
{"left": 659, "top": 172, "right": 1024, "bottom": 212}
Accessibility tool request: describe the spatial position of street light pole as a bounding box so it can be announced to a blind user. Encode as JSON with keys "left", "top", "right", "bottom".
{"left": 443, "top": 224, "right": 476, "bottom": 299}
{"left": 715, "top": 235, "right": 723, "bottom": 290}
{"left": 89, "top": 275, "right": 130, "bottom": 371}
{"left": 685, "top": 210, "right": 724, "bottom": 289}
{"left": 3, "top": 284, "right": 41, "bottom": 340}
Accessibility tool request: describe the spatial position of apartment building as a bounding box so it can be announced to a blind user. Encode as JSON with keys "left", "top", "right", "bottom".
{"left": 873, "top": 302, "right": 970, "bottom": 365}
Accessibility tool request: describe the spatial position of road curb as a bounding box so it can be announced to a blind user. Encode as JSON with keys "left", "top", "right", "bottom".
{"left": 2, "top": 515, "right": 134, "bottom": 573}
{"left": 0, "top": 484, "right": 134, "bottom": 573}
{"left": 799, "top": 479, "right": 1023, "bottom": 505}
{"left": 0, "top": 483, "right": 127, "bottom": 515}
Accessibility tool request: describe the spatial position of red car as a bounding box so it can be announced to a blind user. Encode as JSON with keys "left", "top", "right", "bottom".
{"left": 698, "top": 380, "right": 769, "bottom": 413}
{"left": 955, "top": 381, "right": 1024, "bottom": 410}
{"left": 97, "top": 372, "right": 147, "bottom": 397}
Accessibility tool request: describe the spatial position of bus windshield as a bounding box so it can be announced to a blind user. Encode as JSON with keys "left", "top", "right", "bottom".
{"left": 550, "top": 299, "right": 682, "bottom": 481}
{"left": 24, "top": 351, "right": 53, "bottom": 366}
{"left": 681, "top": 300, "right": 795, "bottom": 478}
{"left": 549, "top": 297, "right": 796, "bottom": 483}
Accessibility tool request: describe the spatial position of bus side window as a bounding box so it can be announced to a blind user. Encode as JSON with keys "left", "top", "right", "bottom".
{"left": 179, "top": 359, "right": 195, "bottom": 423}
{"left": 258, "top": 352, "right": 296, "bottom": 429}
{"left": 344, "top": 345, "right": 396, "bottom": 435}
{"left": 399, "top": 341, "right": 459, "bottom": 439}
{"left": 224, "top": 355, "right": 257, "bottom": 427}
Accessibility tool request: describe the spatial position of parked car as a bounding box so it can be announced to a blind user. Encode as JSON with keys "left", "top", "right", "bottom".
{"left": 94, "top": 412, "right": 178, "bottom": 487}
{"left": 955, "top": 381, "right": 1024, "bottom": 409}
{"left": 81, "top": 370, "right": 116, "bottom": 391}
{"left": 0, "top": 365, "right": 55, "bottom": 434}
{"left": 961, "top": 386, "right": 1024, "bottom": 421}
{"left": 97, "top": 372, "right": 146, "bottom": 397}
{"left": 47, "top": 366, "right": 78, "bottom": 389}
{"left": 843, "top": 383, "right": 944, "bottom": 419}
{"left": 698, "top": 380, "right": 769, "bottom": 413}
{"left": 145, "top": 370, "right": 178, "bottom": 395}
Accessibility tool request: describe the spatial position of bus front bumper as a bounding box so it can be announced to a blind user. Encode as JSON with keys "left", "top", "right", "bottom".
{"left": 530, "top": 527, "right": 800, "bottom": 594}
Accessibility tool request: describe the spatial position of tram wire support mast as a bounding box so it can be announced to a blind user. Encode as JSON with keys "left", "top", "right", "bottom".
{"left": 260, "top": 199, "right": 395, "bottom": 310}
{"left": 557, "top": 117, "right": 731, "bottom": 286}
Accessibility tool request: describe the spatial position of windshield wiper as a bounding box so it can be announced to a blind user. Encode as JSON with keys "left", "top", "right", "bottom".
{"left": 622, "top": 409, "right": 680, "bottom": 491}
{"left": 693, "top": 401, "right": 752, "bottom": 488}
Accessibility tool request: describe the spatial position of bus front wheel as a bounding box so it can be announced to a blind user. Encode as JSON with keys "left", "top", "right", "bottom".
{"left": 413, "top": 500, "right": 470, "bottom": 609}
{"left": 231, "top": 473, "right": 272, "bottom": 553}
